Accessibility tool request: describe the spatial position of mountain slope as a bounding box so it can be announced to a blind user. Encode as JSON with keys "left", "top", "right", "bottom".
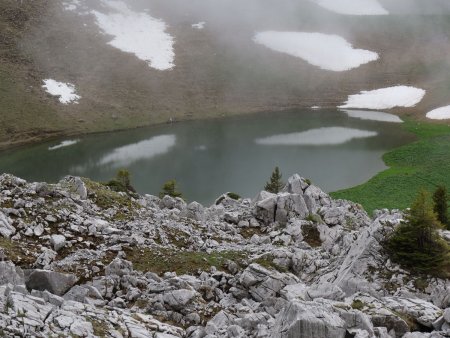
{"left": 2, "top": 0, "right": 450, "bottom": 148}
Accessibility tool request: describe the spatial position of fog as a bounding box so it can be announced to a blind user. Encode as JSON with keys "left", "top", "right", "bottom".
{"left": 22, "top": 0, "right": 450, "bottom": 125}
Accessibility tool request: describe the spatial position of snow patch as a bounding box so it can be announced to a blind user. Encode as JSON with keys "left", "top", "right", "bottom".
{"left": 339, "top": 86, "right": 426, "bottom": 110}
{"left": 255, "top": 127, "right": 377, "bottom": 146}
{"left": 342, "top": 110, "right": 403, "bottom": 123}
{"left": 42, "top": 79, "right": 81, "bottom": 104}
{"left": 91, "top": 0, "right": 175, "bottom": 71}
{"left": 253, "top": 31, "right": 378, "bottom": 72}
{"left": 48, "top": 140, "right": 80, "bottom": 151}
{"left": 192, "top": 22, "right": 206, "bottom": 30}
{"left": 426, "top": 105, "right": 450, "bottom": 120}
{"left": 99, "top": 135, "right": 176, "bottom": 167}
{"left": 311, "top": 0, "right": 388, "bottom": 15}
{"left": 63, "top": 0, "right": 80, "bottom": 11}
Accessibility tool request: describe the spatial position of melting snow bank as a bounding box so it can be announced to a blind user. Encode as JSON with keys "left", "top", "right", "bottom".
{"left": 426, "top": 105, "right": 450, "bottom": 120}
{"left": 311, "top": 0, "right": 388, "bottom": 15}
{"left": 253, "top": 31, "right": 378, "bottom": 72}
{"left": 342, "top": 110, "right": 403, "bottom": 123}
{"left": 192, "top": 22, "right": 206, "bottom": 30}
{"left": 255, "top": 127, "right": 377, "bottom": 146}
{"left": 42, "top": 79, "right": 81, "bottom": 104}
{"left": 340, "top": 86, "right": 426, "bottom": 110}
{"left": 99, "top": 134, "right": 176, "bottom": 167}
{"left": 91, "top": 0, "right": 175, "bottom": 70}
{"left": 48, "top": 140, "right": 80, "bottom": 151}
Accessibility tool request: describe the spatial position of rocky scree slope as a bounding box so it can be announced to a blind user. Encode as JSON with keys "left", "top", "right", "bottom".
{"left": 0, "top": 173, "right": 449, "bottom": 337}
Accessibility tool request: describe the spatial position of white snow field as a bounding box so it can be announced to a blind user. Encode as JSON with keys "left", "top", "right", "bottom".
{"left": 339, "top": 86, "right": 426, "bottom": 110}
{"left": 192, "top": 22, "right": 206, "bottom": 30}
{"left": 42, "top": 79, "right": 81, "bottom": 104}
{"left": 426, "top": 105, "right": 450, "bottom": 120}
{"left": 91, "top": 0, "right": 175, "bottom": 70}
{"left": 99, "top": 135, "right": 176, "bottom": 167}
{"left": 255, "top": 127, "right": 377, "bottom": 146}
{"left": 253, "top": 31, "right": 378, "bottom": 72}
{"left": 48, "top": 140, "right": 80, "bottom": 151}
{"left": 342, "top": 109, "right": 403, "bottom": 123}
{"left": 311, "top": 0, "right": 389, "bottom": 15}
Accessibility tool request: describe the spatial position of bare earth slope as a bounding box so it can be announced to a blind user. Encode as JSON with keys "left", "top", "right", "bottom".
{"left": 2, "top": 0, "right": 450, "bottom": 148}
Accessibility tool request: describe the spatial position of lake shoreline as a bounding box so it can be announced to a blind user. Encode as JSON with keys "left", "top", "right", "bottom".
{"left": 331, "top": 119, "right": 450, "bottom": 214}
{"left": 0, "top": 108, "right": 416, "bottom": 205}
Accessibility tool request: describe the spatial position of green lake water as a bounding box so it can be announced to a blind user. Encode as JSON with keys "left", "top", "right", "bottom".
{"left": 0, "top": 109, "right": 415, "bottom": 205}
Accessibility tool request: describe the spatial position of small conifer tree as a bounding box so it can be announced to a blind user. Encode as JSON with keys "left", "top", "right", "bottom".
{"left": 264, "top": 167, "right": 284, "bottom": 193}
{"left": 387, "top": 190, "right": 450, "bottom": 276}
{"left": 106, "top": 169, "right": 136, "bottom": 193}
{"left": 433, "top": 185, "right": 449, "bottom": 229}
{"left": 160, "top": 180, "right": 183, "bottom": 199}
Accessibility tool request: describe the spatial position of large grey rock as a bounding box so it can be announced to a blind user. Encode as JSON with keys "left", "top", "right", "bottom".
{"left": 306, "top": 283, "right": 346, "bottom": 301}
{"left": 163, "top": 289, "right": 197, "bottom": 310}
{"left": 160, "top": 195, "right": 186, "bottom": 210}
{"left": 444, "top": 308, "right": 450, "bottom": 323}
{"left": 0, "top": 261, "right": 24, "bottom": 285}
{"left": 282, "top": 174, "right": 309, "bottom": 195}
{"left": 33, "top": 248, "right": 57, "bottom": 268}
{"left": 272, "top": 301, "right": 347, "bottom": 338}
{"left": 7, "top": 291, "right": 54, "bottom": 328}
{"left": 25, "top": 269, "right": 78, "bottom": 296}
{"left": 50, "top": 234, "right": 66, "bottom": 252}
{"left": 63, "top": 285, "right": 104, "bottom": 303}
{"left": 383, "top": 297, "right": 443, "bottom": 328}
{"left": 239, "top": 264, "right": 299, "bottom": 302}
{"left": 254, "top": 194, "right": 277, "bottom": 225}
{"left": 349, "top": 294, "right": 411, "bottom": 338}
{"left": 105, "top": 258, "right": 133, "bottom": 277}
{"left": 180, "top": 201, "right": 205, "bottom": 222}
{"left": 275, "top": 193, "right": 309, "bottom": 225}
{"left": 428, "top": 281, "right": 450, "bottom": 309}
{"left": 0, "top": 211, "right": 15, "bottom": 238}
{"left": 60, "top": 176, "right": 87, "bottom": 200}
{"left": 254, "top": 193, "right": 309, "bottom": 225}
{"left": 304, "top": 185, "right": 331, "bottom": 207}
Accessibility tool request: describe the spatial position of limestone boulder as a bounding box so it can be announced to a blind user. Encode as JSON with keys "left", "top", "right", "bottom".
{"left": 24, "top": 269, "right": 78, "bottom": 296}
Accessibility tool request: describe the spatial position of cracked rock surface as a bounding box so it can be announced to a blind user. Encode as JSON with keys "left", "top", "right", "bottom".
{"left": 0, "top": 173, "right": 449, "bottom": 337}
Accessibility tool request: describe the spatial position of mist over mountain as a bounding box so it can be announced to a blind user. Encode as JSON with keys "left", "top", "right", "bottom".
{"left": 2, "top": 0, "right": 450, "bottom": 147}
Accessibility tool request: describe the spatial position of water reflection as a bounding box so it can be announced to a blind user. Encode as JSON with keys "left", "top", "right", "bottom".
{"left": 98, "top": 135, "right": 176, "bottom": 167}
{"left": 0, "top": 109, "right": 415, "bottom": 204}
{"left": 255, "top": 127, "right": 377, "bottom": 146}
{"left": 341, "top": 110, "right": 402, "bottom": 123}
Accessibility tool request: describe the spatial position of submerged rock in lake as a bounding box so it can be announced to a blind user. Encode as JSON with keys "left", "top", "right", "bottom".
{"left": 0, "top": 173, "right": 449, "bottom": 337}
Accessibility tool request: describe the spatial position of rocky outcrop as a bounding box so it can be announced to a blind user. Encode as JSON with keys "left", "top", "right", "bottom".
{"left": 0, "top": 173, "right": 449, "bottom": 337}
{"left": 272, "top": 300, "right": 347, "bottom": 338}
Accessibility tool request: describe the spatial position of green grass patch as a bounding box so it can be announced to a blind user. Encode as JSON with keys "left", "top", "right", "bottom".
{"left": 0, "top": 237, "right": 36, "bottom": 266}
{"left": 351, "top": 299, "right": 366, "bottom": 311}
{"left": 331, "top": 120, "right": 450, "bottom": 215}
{"left": 125, "top": 248, "right": 246, "bottom": 275}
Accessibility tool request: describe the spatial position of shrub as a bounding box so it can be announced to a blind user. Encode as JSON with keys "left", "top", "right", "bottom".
{"left": 227, "top": 192, "right": 241, "bottom": 200}
{"left": 159, "top": 180, "right": 183, "bottom": 199}
{"left": 386, "top": 190, "right": 450, "bottom": 277}
{"left": 105, "top": 169, "right": 136, "bottom": 193}
{"left": 264, "top": 166, "right": 284, "bottom": 193}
